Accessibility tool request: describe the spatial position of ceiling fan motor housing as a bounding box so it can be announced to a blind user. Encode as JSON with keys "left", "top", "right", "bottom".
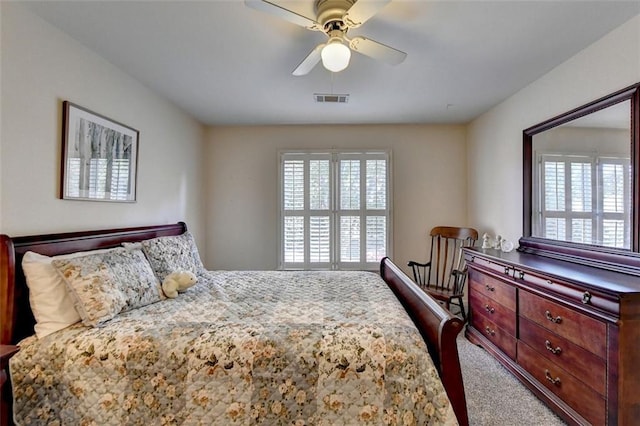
{"left": 315, "top": 0, "right": 356, "bottom": 30}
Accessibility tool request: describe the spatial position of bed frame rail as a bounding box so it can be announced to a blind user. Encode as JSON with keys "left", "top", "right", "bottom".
{"left": 380, "top": 257, "right": 468, "bottom": 426}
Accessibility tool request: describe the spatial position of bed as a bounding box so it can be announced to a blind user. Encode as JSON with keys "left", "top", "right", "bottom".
{"left": 0, "top": 222, "right": 468, "bottom": 425}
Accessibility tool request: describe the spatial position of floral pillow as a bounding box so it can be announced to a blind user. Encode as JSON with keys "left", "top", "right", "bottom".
{"left": 140, "top": 231, "right": 206, "bottom": 280}
{"left": 52, "top": 247, "right": 163, "bottom": 327}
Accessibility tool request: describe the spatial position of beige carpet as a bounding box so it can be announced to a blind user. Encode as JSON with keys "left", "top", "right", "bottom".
{"left": 457, "top": 332, "right": 566, "bottom": 425}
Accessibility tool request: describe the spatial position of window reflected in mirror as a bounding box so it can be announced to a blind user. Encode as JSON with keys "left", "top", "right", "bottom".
{"left": 531, "top": 100, "right": 631, "bottom": 249}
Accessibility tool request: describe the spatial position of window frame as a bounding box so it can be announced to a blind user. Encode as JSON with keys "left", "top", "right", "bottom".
{"left": 278, "top": 149, "right": 393, "bottom": 271}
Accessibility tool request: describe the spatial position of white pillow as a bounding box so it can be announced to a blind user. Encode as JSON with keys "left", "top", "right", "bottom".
{"left": 22, "top": 248, "right": 115, "bottom": 338}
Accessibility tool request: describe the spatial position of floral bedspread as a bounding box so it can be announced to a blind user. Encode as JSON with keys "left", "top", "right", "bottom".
{"left": 11, "top": 270, "right": 457, "bottom": 425}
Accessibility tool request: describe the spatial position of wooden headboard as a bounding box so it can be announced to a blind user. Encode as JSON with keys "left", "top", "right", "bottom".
{"left": 0, "top": 222, "right": 187, "bottom": 345}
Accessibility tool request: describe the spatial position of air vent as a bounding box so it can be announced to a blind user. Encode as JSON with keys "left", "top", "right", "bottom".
{"left": 314, "top": 93, "right": 349, "bottom": 103}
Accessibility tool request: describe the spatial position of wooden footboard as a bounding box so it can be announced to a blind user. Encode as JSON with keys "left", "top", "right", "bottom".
{"left": 380, "top": 257, "right": 469, "bottom": 426}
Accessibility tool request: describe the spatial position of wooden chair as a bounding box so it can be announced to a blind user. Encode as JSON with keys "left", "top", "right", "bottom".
{"left": 408, "top": 226, "right": 478, "bottom": 320}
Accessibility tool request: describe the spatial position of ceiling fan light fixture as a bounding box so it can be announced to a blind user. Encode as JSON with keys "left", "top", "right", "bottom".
{"left": 321, "top": 40, "right": 351, "bottom": 72}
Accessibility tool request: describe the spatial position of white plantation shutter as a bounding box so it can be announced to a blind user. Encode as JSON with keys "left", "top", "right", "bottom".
{"left": 340, "top": 216, "right": 361, "bottom": 262}
{"left": 570, "top": 162, "right": 592, "bottom": 213}
{"left": 602, "top": 163, "right": 625, "bottom": 213}
{"left": 366, "top": 160, "right": 386, "bottom": 209}
{"left": 282, "top": 154, "right": 330, "bottom": 268}
{"left": 536, "top": 153, "right": 630, "bottom": 249}
{"left": 338, "top": 160, "right": 361, "bottom": 264}
{"left": 544, "top": 218, "right": 566, "bottom": 241}
{"left": 602, "top": 220, "right": 625, "bottom": 247}
{"left": 66, "top": 158, "right": 81, "bottom": 198}
{"left": 340, "top": 160, "right": 360, "bottom": 210}
{"left": 309, "top": 216, "right": 330, "bottom": 263}
{"left": 110, "top": 159, "right": 131, "bottom": 200}
{"left": 366, "top": 216, "right": 386, "bottom": 262}
{"left": 284, "top": 216, "right": 305, "bottom": 263}
{"left": 309, "top": 160, "right": 330, "bottom": 210}
{"left": 89, "top": 158, "right": 108, "bottom": 199}
{"left": 280, "top": 151, "right": 391, "bottom": 270}
{"left": 544, "top": 161, "right": 565, "bottom": 211}
{"left": 571, "top": 218, "right": 592, "bottom": 244}
{"left": 365, "top": 159, "right": 387, "bottom": 264}
{"left": 284, "top": 160, "right": 305, "bottom": 210}
{"left": 600, "top": 159, "right": 630, "bottom": 248}
{"left": 66, "top": 157, "right": 130, "bottom": 200}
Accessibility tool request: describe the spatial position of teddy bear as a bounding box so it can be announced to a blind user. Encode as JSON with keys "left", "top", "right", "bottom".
{"left": 162, "top": 270, "right": 198, "bottom": 299}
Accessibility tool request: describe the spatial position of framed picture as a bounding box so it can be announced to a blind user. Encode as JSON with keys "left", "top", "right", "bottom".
{"left": 60, "top": 101, "right": 139, "bottom": 202}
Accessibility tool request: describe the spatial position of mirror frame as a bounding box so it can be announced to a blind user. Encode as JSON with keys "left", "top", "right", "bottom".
{"left": 520, "top": 82, "right": 640, "bottom": 275}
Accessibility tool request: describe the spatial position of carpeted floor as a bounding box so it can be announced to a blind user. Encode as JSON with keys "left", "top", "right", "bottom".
{"left": 456, "top": 331, "right": 566, "bottom": 425}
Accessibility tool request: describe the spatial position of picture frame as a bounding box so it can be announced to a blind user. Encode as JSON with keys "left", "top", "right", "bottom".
{"left": 60, "top": 101, "right": 139, "bottom": 202}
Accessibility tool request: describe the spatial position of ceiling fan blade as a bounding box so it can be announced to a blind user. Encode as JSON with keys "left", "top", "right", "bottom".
{"left": 292, "top": 44, "right": 325, "bottom": 76}
{"left": 245, "top": 0, "right": 322, "bottom": 30}
{"left": 343, "top": 0, "right": 391, "bottom": 28}
{"left": 349, "top": 36, "right": 406, "bottom": 65}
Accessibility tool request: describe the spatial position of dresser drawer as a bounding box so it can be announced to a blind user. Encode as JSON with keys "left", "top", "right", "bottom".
{"left": 519, "top": 290, "right": 606, "bottom": 359}
{"left": 469, "top": 291, "right": 516, "bottom": 336}
{"left": 468, "top": 268, "right": 516, "bottom": 311}
{"left": 515, "top": 269, "right": 620, "bottom": 315}
{"left": 470, "top": 313, "right": 516, "bottom": 360}
{"left": 519, "top": 317, "right": 606, "bottom": 395}
{"left": 518, "top": 342, "right": 605, "bottom": 426}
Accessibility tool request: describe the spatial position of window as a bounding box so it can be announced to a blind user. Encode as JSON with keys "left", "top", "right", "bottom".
{"left": 280, "top": 150, "right": 391, "bottom": 270}
{"left": 535, "top": 153, "right": 631, "bottom": 248}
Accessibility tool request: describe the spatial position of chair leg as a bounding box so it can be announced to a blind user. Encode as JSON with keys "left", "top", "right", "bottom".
{"left": 458, "top": 297, "right": 466, "bottom": 321}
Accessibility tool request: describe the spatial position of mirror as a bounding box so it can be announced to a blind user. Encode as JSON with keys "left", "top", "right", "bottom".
{"left": 532, "top": 101, "right": 631, "bottom": 248}
{"left": 521, "top": 82, "right": 640, "bottom": 272}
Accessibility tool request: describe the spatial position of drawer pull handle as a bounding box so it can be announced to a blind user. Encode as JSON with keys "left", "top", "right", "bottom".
{"left": 545, "top": 340, "right": 562, "bottom": 355}
{"left": 582, "top": 291, "right": 592, "bottom": 304}
{"left": 485, "top": 304, "right": 495, "bottom": 314}
{"left": 544, "top": 369, "right": 561, "bottom": 386}
{"left": 545, "top": 310, "right": 562, "bottom": 324}
{"left": 485, "top": 284, "right": 495, "bottom": 292}
{"left": 485, "top": 326, "right": 495, "bottom": 336}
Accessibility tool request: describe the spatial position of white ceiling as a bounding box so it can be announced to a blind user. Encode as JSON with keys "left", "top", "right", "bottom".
{"left": 24, "top": 0, "right": 640, "bottom": 126}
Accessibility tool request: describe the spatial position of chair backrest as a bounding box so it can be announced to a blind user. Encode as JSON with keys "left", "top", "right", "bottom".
{"left": 427, "top": 226, "right": 478, "bottom": 292}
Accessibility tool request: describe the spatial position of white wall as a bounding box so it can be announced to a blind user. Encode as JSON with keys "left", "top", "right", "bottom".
{"left": 0, "top": 4, "right": 206, "bottom": 255}
{"left": 467, "top": 15, "right": 640, "bottom": 244}
{"left": 534, "top": 127, "right": 629, "bottom": 155}
{"left": 204, "top": 124, "right": 468, "bottom": 273}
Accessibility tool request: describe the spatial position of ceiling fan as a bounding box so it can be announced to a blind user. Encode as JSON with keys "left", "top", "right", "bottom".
{"left": 245, "top": 0, "right": 407, "bottom": 75}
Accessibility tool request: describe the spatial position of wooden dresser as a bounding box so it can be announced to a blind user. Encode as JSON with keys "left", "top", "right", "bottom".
{"left": 464, "top": 247, "right": 640, "bottom": 425}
